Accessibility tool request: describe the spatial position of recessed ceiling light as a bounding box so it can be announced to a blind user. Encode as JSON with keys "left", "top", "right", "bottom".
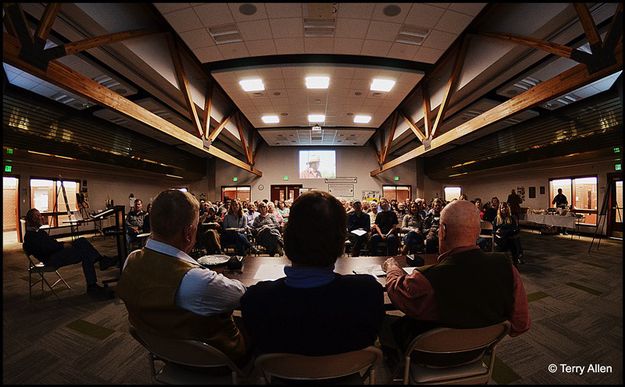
{"left": 354, "top": 115, "right": 372, "bottom": 124}
{"left": 239, "top": 78, "right": 264, "bottom": 92}
{"left": 371, "top": 78, "right": 395, "bottom": 92}
{"left": 262, "top": 115, "right": 279, "bottom": 124}
{"left": 305, "top": 76, "right": 330, "bottom": 89}
{"left": 308, "top": 114, "right": 325, "bottom": 123}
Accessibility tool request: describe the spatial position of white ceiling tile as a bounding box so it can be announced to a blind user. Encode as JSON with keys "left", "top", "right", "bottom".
{"left": 333, "top": 67, "right": 355, "bottom": 79}
{"left": 405, "top": 4, "right": 446, "bottom": 29}
{"left": 333, "top": 38, "right": 364, "bottom": 55}
{"left": 350, "top": 79, "right": 369, "bottom": 89}
{"left": 435, "top": 10, "right": 474, "bottom": 34}
{"left": 281, "top": 66, "right": 302, "bottom": 78}
{"left": 422, "top": 29, "right": 457, "bottom": 50}
{"left": 179, "top": 28, "right": 214, "bottom": 49}
{"left": 304, "top": 38, "right": 334, "bottom": 53}
{"left": 427, "top": 3, "right": 451, "bottom": 9}
{"left": 264, "top": 78, "right": 286, "bottom": 90}
{"left": 336, "top": 3, "right": 375, "bottom": 19}
{"left": 265, "top": 3, "right": 302, "bottom": 18}
{"left": 29, "top": 83, "right": 57, "bottom": 97}
{"left": 261, "top": 67, "right": 285, "bottom": 80}
{"left": 371, "top": 3, "right": 410, "bottom": 23}
{"left": 13, "top": 75, "right": 39, "bottom": 90}
{"left": 448, "top": 3, "right": 486, "bottom": 16}
{"left": 193, "top": 3, "right": 235, "bottom": 27}
{"left": 360, "top": 40, "right": 392, "bottom": 57}
{"left": 388, "top": 42, "right": 420, "bottom": 60}
{"left": 163, "top": 8, "right": 204, "bottom": 33}
{"left": 238, "top": 19, "right": 273, "bottom": 41}
{"left": 155, "top": 3, "right": 192, "bottom": 14}
{"left": 195, "top": 46, "right": 223, "bottom": 62}
{"left": 270, "top": 97, "right": 290, "bottom": 106}
{"left": 414, "top": 46, "right": 444, "bottom": 63}
{"left": 335, "top": 18, "right": 370, "bottom": 39}
{"left": 228, "top": 3, "right": 268, "bottom": 22}
{"left": 270, "top": 18, "right": 303, "bottom": 39}
{"left": 217, "top": 42, "right": 250, "bottom": 60}
{"left": 365, "top": 21, "right": 401, "bottom": 42}
{"left": 275, "top": 38, "right": 305, "bottom": 54}
{"left": 246, "top": 39, "right": 277, "bottom": 56}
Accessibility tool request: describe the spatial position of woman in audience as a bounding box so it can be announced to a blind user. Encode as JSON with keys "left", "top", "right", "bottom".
{"left": 196, "top": 205, "right": 222, "bottom": 254}
{"left": 474, "top": 198, "right": 484, "bottom": 219}
{"left": 252, "top": 202, "right": 284, "bottom": 256}
{"left": 221, "top": 200, "right": 255, "bottom": 256}
{"left": 423, "top": 198, "right": 444, "bottom": 253}
{"left": 241, "top": 191, "right": 384, "bottom": 360}
{"left": 401, "top": 202, "right": 425, "bottom": 255}
{"left": 276, "top": 200, "right": 290, "bottom": 224}
{"left": 266, "top": 201, "right": 284, "bottom": 230}
{"left": 493, "top": 202, "right": 525, "bottom": 265}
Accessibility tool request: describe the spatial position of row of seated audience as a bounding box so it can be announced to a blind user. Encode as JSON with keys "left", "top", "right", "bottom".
{"left": 116, "top": 189, "right": 530, "bottom": 375}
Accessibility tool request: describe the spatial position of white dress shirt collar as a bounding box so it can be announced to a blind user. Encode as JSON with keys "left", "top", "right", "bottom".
{"left": 145, "top": 239, "right": 197, "bottom": 265}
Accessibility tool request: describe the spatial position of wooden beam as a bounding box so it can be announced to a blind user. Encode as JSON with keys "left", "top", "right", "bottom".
{"left": 430, "top": 38, "right": 468, "bottom": 139}
{"left": 574, "top": 3, "right": 602, "bottom": 52}
{"left": 380, "top": 111, "right": 399, "bottom": 165}
{"left": 44, "top": 28, "right": 160, "bottom": 60}
{"left": 207, "top": 113, "right": 233, "bottom": 143}
{"left": 422, "top": 86, "right": 432, "bottom": 138}
{"left": 370, "top": 44, "right": 623, "bottom": 176}
{"left": 167, "top": 34, "right": 203, "bottom": 138}
{"left": 401, "top": 111, "right": 425, "bottom": 141}
{"left": 234, "top": 112, "right": 253, "bottom": 164}
{"left": 603, "top": 2, "right": 623, "bottom": 52}
{"left": 479, "top": 31, "right": 593, "bottom": 63}
{"left": 3, "top": 33, "right": 262, "bottom": 177}
{"left": 202, "top": 79, "right": 214, "bottom": 139}
{"left": 5, "top": 3, "right": 33, "bottom": 50}
{"left": 34, "top": 3, "right": 61, "bottom": 46}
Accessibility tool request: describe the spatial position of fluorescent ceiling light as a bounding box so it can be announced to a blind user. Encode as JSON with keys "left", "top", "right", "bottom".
{"left": 353, "top": 115, "right": 372, "bottom": 124}
{"left": 262, "top": 115, "right": 280, "bottom": 124}
{"left": 308, "top": 114, "right": 325, "bottom": 123}
{"left": 370, "top": 78, "right": 396, "bottom": 92}
{"left": 239, "top": 78, "right": 264, "bottom": 92}
{"left": 305, "top": 76, "right": 330, "bottom": 89}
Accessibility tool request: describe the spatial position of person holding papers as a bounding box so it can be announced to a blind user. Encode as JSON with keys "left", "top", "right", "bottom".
{"left": 347, "top": 200, "right": 371, "bottom": 256}
{"left": 240, "top": 191, "right": 384, "bottom": 357}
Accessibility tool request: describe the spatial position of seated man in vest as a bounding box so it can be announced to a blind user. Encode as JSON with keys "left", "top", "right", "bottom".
{"left": 240, "top": 191, "right": 385, "bottom": 359}
{"left": 117, "top": 189, "right": 249, "bottom": 365}
{"left": 23, "top": 208, "right": 116, "bottom": 296}
{"left": 380, "top": 199, "right": 530, "bottom": 357}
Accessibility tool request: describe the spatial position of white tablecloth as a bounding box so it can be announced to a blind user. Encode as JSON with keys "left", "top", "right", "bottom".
{"left": 525, "top": 213, "right": 577, "bottom": 229}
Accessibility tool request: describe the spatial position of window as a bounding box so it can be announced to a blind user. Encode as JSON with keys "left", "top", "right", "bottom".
{"left": 443, "top": 186, "right": 462, "bottom": 202}
{"left": 382, "top": 185, "right": 411, "bottom": 202}
{"left": 30, "top": 177, "right": 79, "bottom": 227}
{"left": 222, "top": 186, "right": 251, "bottom": 202}
{"left": 549, "top": 176, "right": 598, "bottom": 225}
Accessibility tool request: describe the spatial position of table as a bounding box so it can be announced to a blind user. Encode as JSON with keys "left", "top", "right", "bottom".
{"left": 525, "top": 213, "right": 577, "bottom": 229}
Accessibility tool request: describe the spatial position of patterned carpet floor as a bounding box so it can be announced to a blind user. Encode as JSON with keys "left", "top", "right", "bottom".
{"left": 2, "top": 230, "right": 622, "bottom": 384}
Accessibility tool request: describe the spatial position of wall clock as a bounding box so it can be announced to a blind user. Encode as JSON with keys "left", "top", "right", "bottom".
{"left": 258, "top": 184, "right": 264, "bottom": 191}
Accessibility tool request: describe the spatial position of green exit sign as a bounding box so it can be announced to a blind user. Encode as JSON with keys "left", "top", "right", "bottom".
{"left": 283, "top": 175, "right": 289, "bottom": 181}
{"left": 232, "top": 177, "right": 238, "bottom": 182}
{"left": 5, "top": 165, "right": 13, "bottom": 173}
{"left": 6, "top": 148, "right": 14, "bottom": 155}
{"left": 616, "top": 164, "right": 621, "bottom": 171}
{"left": 393, "top": 176, "right": 400, "bottom": 181}
{"left": 614, "top": 147, "right": 621, "bottom": 153}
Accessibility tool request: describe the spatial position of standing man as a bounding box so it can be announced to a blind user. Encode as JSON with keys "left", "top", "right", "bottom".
{"left": 507, "top": 189, "right": 523, "bottom": 221}
{"left": 552, "top": 188, "right": 568, "bottom": 209}
{"left": 381, "top": 199, "right": 530, "bottom": 353}
{"left": 300, "top": 154, "right": 322, "bottom": 178}
{"left": 117, "top": 189, "right": 249, "bottom": 365}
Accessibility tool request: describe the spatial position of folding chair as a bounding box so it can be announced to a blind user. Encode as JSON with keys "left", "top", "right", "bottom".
{"left": 25, "top": 250, "right": 71, "bottom": 300}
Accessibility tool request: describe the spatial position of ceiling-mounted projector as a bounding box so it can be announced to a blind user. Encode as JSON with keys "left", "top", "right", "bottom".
{"left": 312, "top": 125, "right": 322, "bottom": 131}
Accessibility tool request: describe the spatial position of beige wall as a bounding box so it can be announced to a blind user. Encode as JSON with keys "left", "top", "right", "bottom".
{"left": 213, "top": 146, "right": 419, "bottom": 202}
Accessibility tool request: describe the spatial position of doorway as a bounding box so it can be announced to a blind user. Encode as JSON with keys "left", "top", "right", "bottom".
{"left": 3, "top": 176, "right": 20, "bottom": 244}
{"left": 270, "top": 185, "right": 303, "bottom": 203}
{"left": 606, "top": 172, "right": 622, "bottom": 238}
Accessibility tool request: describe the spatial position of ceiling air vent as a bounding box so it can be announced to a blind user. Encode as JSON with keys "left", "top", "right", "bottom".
{"left": 209, "top": 24, "right": 243, "bottom": 45}
{"left": 93, "top": 75, "right": 120, "bottom": 88}
{"left": 304, "top": 18, "right": 336, "bottom": 37}
{"left": 396, "top": 24, "right": 429, "bottom": 46}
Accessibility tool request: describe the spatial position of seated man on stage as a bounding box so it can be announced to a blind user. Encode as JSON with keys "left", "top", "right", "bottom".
{"left": 241, "top": 191, "right": 384, "bottom": 358}
{"left": 126, "top": 198, "right": 146, "bottom": 249}
{"left": 23, "top": 208, "right": 116, "bottom": 296}
{"left": 117, "top": 189, "right": 250, "bottom": 366}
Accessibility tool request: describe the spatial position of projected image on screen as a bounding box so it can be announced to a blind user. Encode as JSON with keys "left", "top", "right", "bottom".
{"left": 299, "top": 150, "right": 336, "bottom": 179}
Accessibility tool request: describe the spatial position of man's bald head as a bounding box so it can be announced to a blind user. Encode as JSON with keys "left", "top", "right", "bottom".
{"left": 439, "top": 199, "right": 481, "bottom": 253}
